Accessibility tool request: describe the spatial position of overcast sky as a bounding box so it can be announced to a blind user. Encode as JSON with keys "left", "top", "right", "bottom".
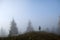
{"left": 0, "top": 0, "right": 60, "bottom": 34}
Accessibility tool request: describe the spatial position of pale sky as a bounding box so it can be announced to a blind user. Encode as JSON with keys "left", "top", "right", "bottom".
{"left": 0, "top": 0, "right": 60, "bottom": 34}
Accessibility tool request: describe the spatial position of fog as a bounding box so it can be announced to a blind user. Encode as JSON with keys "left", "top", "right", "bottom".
{"left": 0, "top": 0, "right": 60, "bottom": 36}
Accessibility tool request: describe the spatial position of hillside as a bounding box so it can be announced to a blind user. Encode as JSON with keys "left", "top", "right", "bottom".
{"left": 0, "top": 31, "right": 60, "bottom": 40}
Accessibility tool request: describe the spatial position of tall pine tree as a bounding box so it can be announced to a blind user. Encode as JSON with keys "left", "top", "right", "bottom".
{"left": 26, "top": 20, "right": 34, "bottom": 32}
{"left": 9, "top": 19, "right": 18, "bottom": 36}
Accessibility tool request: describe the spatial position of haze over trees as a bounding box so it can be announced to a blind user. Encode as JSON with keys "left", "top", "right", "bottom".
{"left": 57, "top": 16, "right": 60, "bottom": 34}
{"left": 9, "top": 19, "right": 18, "bottom": 36}
{"left": 0, "top": 27, "right": 6, "bottom": 37}
{"left": 0, "top": 16, "right": 60, "bottom": 37}
{"left": 26, "top": 20, "right": 34, "bottom": 32}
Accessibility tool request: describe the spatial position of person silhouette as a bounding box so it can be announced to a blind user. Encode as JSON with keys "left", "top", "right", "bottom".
{"left": 39, "top": 26, "right": 41, "bottom": 31}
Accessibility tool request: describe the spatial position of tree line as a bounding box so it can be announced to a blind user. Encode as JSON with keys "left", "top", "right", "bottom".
{"left": 0, "top": 16, "right": 60, "bottom": 37}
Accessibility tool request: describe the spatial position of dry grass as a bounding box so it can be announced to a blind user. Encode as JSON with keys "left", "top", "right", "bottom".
{"left": 0, "top": 31, "right": 60, "bottom": 40}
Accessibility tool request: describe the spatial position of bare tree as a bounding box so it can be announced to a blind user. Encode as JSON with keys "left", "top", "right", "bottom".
{"left": 9, "top": 19, "right": 18, "bottom": 36}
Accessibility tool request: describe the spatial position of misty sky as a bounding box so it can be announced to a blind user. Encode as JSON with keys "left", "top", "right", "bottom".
{"left": 0, "top": 0, "right": 60, "bottom": 34}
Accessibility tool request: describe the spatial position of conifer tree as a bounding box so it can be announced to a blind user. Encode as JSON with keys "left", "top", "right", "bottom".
{"left": 9, "top": 19, "right": 18, "bottom": 36}
{"left": 26, "top": 20, "right": 34, "bottom": 32}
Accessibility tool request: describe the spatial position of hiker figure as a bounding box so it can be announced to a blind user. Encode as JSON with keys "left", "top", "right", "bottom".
{"left": 39, "top": 26, "right": 41, "bottom": 31}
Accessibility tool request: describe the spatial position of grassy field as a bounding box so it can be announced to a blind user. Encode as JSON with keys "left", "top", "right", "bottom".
{"left": 0, "top": 31, "right": 60, "bottom": 40}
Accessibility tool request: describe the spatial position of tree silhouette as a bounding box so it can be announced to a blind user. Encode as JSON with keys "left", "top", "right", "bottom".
{"left": 0, "top": 27, "right": 6, "bottom": 37}
{"left": 26, "top": 20, "right": 34, "bottom": 32}
{"left": 57, "top": 16, "right": 60, "bottom": 34}
{"left": 9, "top": 19, "right": 18, "bottom": 36}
